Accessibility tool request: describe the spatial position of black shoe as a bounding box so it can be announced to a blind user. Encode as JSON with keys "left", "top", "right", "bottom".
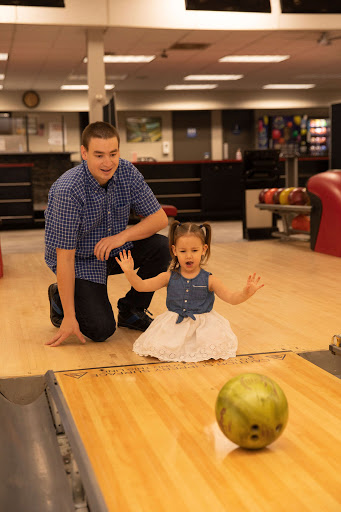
{"left": 118, "top": 307, "right": 153, "bottom": 332}
{"left": 48, "top": 283, "right": 63, "bottom": 328}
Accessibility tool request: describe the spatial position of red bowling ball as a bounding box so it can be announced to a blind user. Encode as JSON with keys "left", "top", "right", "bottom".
{"left": 288, "top": 187, "right": 309, "bottom": 206}
{"left": 273, "top": 188, "right": 285, "bottom": 204}
{"left": 258, "top": 188, "right": 269, "bottom": 203}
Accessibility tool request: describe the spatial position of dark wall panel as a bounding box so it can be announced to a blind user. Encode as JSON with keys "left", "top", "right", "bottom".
{"left": 222, "top": 110, "right": 255, "bottom": 160}
{"left": 331, "top": 104, "right": 341, "bottom": 169}
{"left": 172, "top": 111, "right": 211, "bottom": 161}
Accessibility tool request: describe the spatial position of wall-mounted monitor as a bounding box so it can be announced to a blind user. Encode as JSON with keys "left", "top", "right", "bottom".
{"left": 185, "top": 0, "right": 271, "bottom": 12}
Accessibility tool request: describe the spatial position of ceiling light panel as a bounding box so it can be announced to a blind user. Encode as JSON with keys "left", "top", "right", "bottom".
{"left": 219, "top": 55, "right": 290, "bottom": 63}
{"left": 185, "top": 74, "right": 243, "bottom": 80}
{"left": 61, "top": 84, "right": 115, "bottom": 90}
{"left": 262, "top": 84, "right": 316, "bottom": 89}
{"left": 165, "top": 84, "right": 217, "bottom": 90}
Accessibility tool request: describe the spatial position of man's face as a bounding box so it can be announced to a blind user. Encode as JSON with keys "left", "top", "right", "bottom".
{"left": 81, "top": 136, "right": 120, "bottom": 186}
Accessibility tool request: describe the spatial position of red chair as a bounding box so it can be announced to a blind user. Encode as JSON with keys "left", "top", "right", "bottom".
{"left": 161, "top": 204, "right": 178, "bottom": 224}
{"left": 307, "top": 170, "right": 341, "bottom": 257}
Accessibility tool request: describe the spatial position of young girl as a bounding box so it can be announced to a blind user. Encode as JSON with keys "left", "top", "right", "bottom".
{"left": 115, "top": 221, "right": 264, "bottom": 363}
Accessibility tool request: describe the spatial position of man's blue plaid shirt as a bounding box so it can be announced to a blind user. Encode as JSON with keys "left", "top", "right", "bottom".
{"left": 44, "top": 158, "right": 161, "bottom": 284}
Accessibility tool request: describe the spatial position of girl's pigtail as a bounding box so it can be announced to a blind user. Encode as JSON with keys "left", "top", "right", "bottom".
{"left": 168, "top": 220, "right": 181, "bottom": 272}
{"left": 201, "top": 222, "right": 212, "bottom": 263}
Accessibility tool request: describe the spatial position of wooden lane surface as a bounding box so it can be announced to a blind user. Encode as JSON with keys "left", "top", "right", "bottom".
{"left": 56, "top": 352, "right": 341, "bottom": 512}
{"left": 1, "top": 238, "right": 341, "bottom": 377}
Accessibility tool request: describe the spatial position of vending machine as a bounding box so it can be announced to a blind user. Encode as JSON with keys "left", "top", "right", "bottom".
{"left": 307, "top": 118, "right": 330, "bottom": 156}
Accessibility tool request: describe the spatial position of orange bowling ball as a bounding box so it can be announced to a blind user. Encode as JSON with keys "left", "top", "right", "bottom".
{"left": 279, "top": 187, "right": 295, "bottom": 205}
{"left": 291, "top": 214, "right": 310, "bottom": 232}
{"left": 264, "top": 188, "right": 278, "bottom": 204}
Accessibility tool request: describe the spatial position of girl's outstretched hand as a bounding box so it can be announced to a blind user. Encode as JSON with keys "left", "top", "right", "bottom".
{"left": 243, "top": 273, "right": 264, "bottom": 299}
{"left": 115, "top": 250, "right": 135, "bottom": 273}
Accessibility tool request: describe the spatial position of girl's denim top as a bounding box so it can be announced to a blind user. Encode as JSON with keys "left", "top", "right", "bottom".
{"left": 166, "top": 268, "right": 215, "bottom": 324}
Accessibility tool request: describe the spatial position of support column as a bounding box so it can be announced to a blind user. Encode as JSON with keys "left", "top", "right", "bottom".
{"left": 211, "top": 110, "right": 223, "bottom": 160}
{"left": 86, "top": 29, "right": 106, "bottom": 124}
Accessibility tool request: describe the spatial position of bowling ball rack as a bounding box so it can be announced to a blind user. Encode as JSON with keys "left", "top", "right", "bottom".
{"left": 330, "top": 335, "right": 341, "bottom": 357}
{"left": 255, "top": 203, "right": 311, "bottom": 241}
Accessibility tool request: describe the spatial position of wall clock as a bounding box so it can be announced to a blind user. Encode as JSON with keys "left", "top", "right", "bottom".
{"left": 22, "top": 90, "right": 40, "bottom": 109}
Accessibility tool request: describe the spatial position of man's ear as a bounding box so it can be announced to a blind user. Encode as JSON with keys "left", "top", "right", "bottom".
{"left": 80, "top": 145, "right": 87, "bottom": 161}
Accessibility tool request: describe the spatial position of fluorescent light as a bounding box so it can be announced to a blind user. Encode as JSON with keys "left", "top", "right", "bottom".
{"left": 0, "top": 74, "right": 5, "bottom": 80}
{"left": 184, "top": 74, "right": 243, "bottom": 81}
{"left": 68, "top": 73, "right": 127, "bottom": 81}
{"left": 219, "top": 55, "right": 290, "bottom": 63}
{"left": 61, "top": 84, "right": 88, "bottom": 90}
{"left": 262, "top": 84, "right": 316, "bottom": 89}
{"left": 165, "top": 84, "right": 217, "bottom": 90}
{"left": 83, "top": 55, "right": 155, "bottom": 64}
{"left": 104, "top": 55, "right": 155, "bottom": 63}
{"left": 0, "top": 53, "right": 8, "bottom": 61}
{"left": 61, "top": 84, "right": 115, "bottom": 90}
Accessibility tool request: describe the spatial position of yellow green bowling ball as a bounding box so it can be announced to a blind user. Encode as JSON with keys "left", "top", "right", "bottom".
{"left": 279, "top": 187, "right": 295, "bottom": 205}
{"left": 215, "top": 373, "right": 289, "bottom": 450}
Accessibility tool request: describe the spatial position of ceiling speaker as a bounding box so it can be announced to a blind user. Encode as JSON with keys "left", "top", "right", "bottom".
{"left": 280, "top": 0, "right": 341, "bottom": 13}
{"left": 185, "top": 0, "right": 271, "bottom": 12}
{"left": 0, "top": 1, "right": 65, "bottom": 6}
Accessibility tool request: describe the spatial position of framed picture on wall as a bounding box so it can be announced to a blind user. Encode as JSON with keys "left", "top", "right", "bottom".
{"left": 126, "top": 117, "right": 162, "bottom": 142}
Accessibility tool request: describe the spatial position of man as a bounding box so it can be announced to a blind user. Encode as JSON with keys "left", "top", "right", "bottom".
{"left": 45, "top": 121, "right": 169, "bottom": 347}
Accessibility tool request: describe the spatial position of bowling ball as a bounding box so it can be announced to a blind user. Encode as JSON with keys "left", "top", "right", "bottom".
{"left": 215, "top": 373, "right": 288, "bottom": 450}
{"left": 264, "top": 188, "right": 278, "bottom": 204}
{"left": 273, "top": 188, "right": 285, "bottom": 204}
{"left": 291, "top": 214, "right": 310, "bottom": 232}
{"left": 279, "top": 187, "right": 295, "bottom": 205}
{"left": 258, "top": 188, "right": 269, "bottom": 203}
{"left": 288, "top": 187, "right": 309, "bottom": 206}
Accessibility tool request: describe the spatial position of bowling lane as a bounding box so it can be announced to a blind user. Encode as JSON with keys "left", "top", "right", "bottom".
{"left": 55, "top": 352, "right": 341, "bottom": 512}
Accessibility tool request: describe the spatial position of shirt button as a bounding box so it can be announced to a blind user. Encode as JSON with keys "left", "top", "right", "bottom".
{"left": 186, "top": 289, "right": 189, "bottom": 292}
{"left": 108, "top": 228, "right": 111, "bottom": 231}
{"left": 187, "top": 280, "right": 189, "bottom": 283}
{"left": 184, "top": 300, "right": 187, "bottom": 303}
{"left": 108, "top": 211, "right": 111, "bottom": 214}
{"left": 183, "top": 308, "right": 186, "bottom": 311}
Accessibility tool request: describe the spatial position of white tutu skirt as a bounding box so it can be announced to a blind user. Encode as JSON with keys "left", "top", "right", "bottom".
{"left": 133, "top": 310, "right": 238, "bottom": 363}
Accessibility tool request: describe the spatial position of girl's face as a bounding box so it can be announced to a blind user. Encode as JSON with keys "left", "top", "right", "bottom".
{"left": 172, "top": 234, "right": 208, "bottom": 275}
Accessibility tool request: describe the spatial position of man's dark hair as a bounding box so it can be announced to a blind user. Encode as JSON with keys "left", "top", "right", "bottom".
{"left": 82, "top": 121, "right": 120, "bottom": 150}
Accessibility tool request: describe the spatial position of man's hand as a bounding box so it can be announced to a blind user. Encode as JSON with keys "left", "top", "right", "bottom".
{"left": 45, "top": 317, "right": 86, "bottom": 347}
{"left": 115, "top": 250, "right": 135, "bottom": 273}
{"left": 94, "top": 232, "right": 127, "bottom": 261}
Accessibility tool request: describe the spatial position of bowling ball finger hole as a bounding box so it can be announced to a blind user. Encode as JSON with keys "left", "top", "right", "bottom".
{"left": 250, "top": 435, "right": 259, "bottom": 440}
{"left": 251, "top": 424, "right": 259, "bottom": 430}
{"left": 276, "top": 424, "right": 282, "bottom": 432}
